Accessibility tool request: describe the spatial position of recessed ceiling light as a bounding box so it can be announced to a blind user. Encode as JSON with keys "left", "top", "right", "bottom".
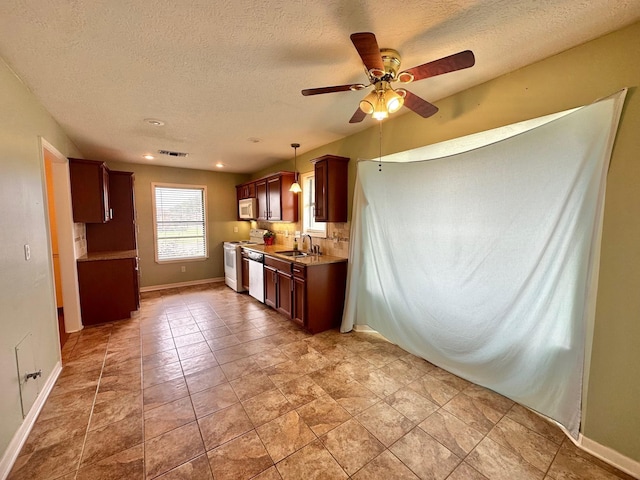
{"left": 144, "top": 118, "right": 165, "bottom": 126}
{"left": 215, "top": 162, "right": 225, "bottom": 168}
{"left": 143, "top": 154, "right": 155, "bottom": 160}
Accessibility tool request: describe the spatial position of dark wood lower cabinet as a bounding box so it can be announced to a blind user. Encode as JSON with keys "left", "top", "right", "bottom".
{"left": 276, "top": 271, "right": 293, "bottom": 318}
{"left": 77, "top": 257, "right": 139, "bottom": 326}
{"left": 261, "top": 254, "right": 347, "bottom": 334}
{"left": 241, "top": 257, "right": 250, "bottom": 291}
{"left": 292, "top": 262, "right": 347, "bottom": 334}
{"left": 264, "top": 265, "right": 277, "bottom": 309}
{"left": 264, "top": 256, "right": 293, "bottom": 317}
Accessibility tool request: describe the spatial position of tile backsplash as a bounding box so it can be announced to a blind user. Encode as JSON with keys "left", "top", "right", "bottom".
{"left": 257, "top": 221, "right": 350, "bottom": 258}
{"left": 73, "top": 223, "right": 87, "bottom": 258}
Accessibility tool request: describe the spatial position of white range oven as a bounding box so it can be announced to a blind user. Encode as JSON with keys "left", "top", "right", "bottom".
{"left": 223, "top": 229, "right": 266, "bottom": 293}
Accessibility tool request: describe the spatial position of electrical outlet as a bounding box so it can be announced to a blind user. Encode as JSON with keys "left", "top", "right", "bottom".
{"left": 233, "top": 226, "right": 239, "bottom": 233}
{"left": 181, "top": 266, "right": 186, "bottom": 273}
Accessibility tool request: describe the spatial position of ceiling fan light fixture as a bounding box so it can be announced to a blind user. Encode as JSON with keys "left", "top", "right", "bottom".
{"left": 359, "top": 90, "right": 377, "bottom": 114}
{"left": 372, "top": 91, "right": 389, "bottom": 121}
{"left": 384, "top": 88, "right": 404, "bottom": 113}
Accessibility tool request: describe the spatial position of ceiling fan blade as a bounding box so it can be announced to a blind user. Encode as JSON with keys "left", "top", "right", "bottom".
{"left": 400, "top": 50, "right": 475, "bottom": 82}
{"left": 301, "top": 84, "right": 365, "bottom": 96}
{"left": 350, "top": 32, "right": 384, "bottom": 72}
{"left": 349, "top": 107, "right": 367, "bottom": 123}
{"left": 403, "top": 90, "right": 439, "bottom": 118}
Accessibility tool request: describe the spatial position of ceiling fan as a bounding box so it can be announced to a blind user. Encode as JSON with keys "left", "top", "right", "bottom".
{"left": 302, "top": 32, "right": 475, "bottom": 123}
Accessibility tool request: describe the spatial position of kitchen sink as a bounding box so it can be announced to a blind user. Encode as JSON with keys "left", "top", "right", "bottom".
{"left": 275, "top": 250, "right": 308, "bottom": 257}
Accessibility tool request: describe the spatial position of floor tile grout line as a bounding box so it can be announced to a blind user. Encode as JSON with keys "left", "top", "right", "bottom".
{"left": 71, "top": 324, "right": 113, "bottom": 478}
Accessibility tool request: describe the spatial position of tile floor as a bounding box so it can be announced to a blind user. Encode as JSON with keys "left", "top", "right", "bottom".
{"left": 8, "top": 283, "right": 635, "bottom": 480}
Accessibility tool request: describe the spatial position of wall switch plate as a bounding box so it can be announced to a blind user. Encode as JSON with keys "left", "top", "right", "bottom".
{"left": 24, "top": 244, "right": 31, "bottom": 261}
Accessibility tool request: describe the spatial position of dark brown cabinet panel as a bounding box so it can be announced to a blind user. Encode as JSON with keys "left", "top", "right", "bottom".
{"left": 276, "top": 271, "right": 293, "bottom": 318}
{"left": 236, "top": 182, "right": 255, "bottom": 200}
{"left": 86, "top": 171, "right": 136, "bottom": 252}
{"left": 256, "top": 179, "right": 268, "bottom": 221}
{"left": 77, "top": 258, "right": 138, "bottom": 326}
{"left": 292, "top": 273, "right": 305, "bottom": 328}
{"left": 69, "top": 158, "right": 111, "bottom": 223}
{"left": 292, "top": 261, "right": 347, "bottom": 334}
{"left": 264, "top": 265, "right": 277, "bottom": 309}
{"left": 312, "top": 155, "right": 349, "bottom": 223}
{"left": 265, "top": 255, "right": 293, "bottom": 318}
{"left": 267, "top": 176, "right": 282, "bottom": 221}
{"left": 241, "top": 257, "right": 250, "bottom": 291}
{"left": 253, "top": 172, "right": 298, "bottom": 222}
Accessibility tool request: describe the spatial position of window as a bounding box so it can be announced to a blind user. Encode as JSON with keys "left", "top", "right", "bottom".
{"left": 300, "top": 171, "right": 326, "bottom": 237}
{"left": 152, "top": 183, "right": 208, "bottom": 262}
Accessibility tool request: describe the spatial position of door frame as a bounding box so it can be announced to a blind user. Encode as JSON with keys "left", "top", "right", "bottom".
{"left": 40, "top": 138, "right": 83, "bottom": 333}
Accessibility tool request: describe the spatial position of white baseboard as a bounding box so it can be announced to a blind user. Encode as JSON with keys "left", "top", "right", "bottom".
{"left": 0, "top": 361, "right": 62, "bottom": 480}
{"left": 577, "top": 434, "right": 640, "bottom": 478}
{"left": 352, "top": 324, "right": 378, "bottom": 333}
{"left": 140, "top": 277, "right": 224, "bottom": 292}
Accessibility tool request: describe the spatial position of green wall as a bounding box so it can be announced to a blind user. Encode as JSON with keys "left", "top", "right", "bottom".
{"left": 0, "top": 59, "right": 82, "bottom": 456}
{"left": 106, "top": 161, "right": 251, "bottom": 288}
{"left": 1, "top": 19, "right": 638, "bottom": 465}
{"left": 257, "top": 22, "right": 640, "bottom": 461}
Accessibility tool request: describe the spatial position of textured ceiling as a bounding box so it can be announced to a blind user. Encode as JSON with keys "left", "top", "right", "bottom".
{"left": 1, "top": 1, "right": 639, "bottom": 173}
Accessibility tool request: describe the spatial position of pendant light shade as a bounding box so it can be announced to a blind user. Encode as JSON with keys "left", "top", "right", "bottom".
{"left": 289, "top": 143, "right": 302, "bottom": 193}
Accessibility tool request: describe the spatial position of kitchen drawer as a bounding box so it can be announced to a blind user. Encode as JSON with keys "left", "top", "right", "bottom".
{"left": 292, "top": 264, "right": 306, "bottom": 279}
{"left": 265, "top": 255, "right": 292, "bottom": 274}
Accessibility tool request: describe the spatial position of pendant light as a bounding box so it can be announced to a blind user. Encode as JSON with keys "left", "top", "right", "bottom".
{"left": 289, "top": 143, "right": 302, "bottom": 193}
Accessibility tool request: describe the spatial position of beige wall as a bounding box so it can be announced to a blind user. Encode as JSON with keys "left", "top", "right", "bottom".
{"left": 254, "top": 22, "right": 640, "bottom": 461}
{"left": 0, "top": 59, "right": 82, "bottom": 455}
{"left": 106, "top": 161, "right": 251, "bottom": 288}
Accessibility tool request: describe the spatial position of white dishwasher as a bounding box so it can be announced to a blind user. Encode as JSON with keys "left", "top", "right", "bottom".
{"left": 244, "top": 249, "right": 265, "bottom": 303}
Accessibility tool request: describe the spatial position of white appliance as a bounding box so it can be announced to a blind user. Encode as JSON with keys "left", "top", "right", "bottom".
{"left": 223, "top": 229, "right": 266, "bottom": 293}
{"left": 224, "top": 241, "right": 245, "bottom": 292}
{"left": 246, "top": 250, "right": 265, "bottom": 303}
{"left": 238, "top": 198, "right": 257, "bottom": 220}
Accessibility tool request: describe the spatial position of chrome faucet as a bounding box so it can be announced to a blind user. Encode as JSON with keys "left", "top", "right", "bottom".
{"left": 301, "top": 234, "right": 313, "bottom": 253}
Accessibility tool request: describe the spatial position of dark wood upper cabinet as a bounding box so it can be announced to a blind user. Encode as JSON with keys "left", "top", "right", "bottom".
{"left": 312, "top": 155, "right": 349, "bottom": 223}
{"left": 68, "top": 158, "right": 111, "bottom": 223}
{"left": 255, "top": 179, "right": 268, "bottom": 220}
{"left": 251, "top": 172, "right": 298, "bottom": 222}
{"left": 236, "top": 182, "right": 255, "bottom": 200}
{"left": 86, "top": 171, "right": 137, "bottom": 252}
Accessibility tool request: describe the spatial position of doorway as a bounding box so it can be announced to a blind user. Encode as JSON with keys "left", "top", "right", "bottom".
{"left": 40, "top": 138, "right": 83, "bottom": 344}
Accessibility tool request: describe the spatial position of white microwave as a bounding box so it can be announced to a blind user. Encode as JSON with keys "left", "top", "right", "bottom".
{"left": 238, "top": 198, "right": 257, "bottom": 220}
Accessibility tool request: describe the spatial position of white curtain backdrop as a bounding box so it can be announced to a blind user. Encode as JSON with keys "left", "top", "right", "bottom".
{"left": 341, "top": 91, "right": 626, "bottom": 437}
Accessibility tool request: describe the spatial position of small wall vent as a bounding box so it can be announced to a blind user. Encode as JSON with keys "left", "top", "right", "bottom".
{"left": 158, "top": 150, "right": 189, "bottom": 157}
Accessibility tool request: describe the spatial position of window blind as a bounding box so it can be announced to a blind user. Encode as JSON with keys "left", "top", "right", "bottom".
{"left": 153, "top": 184, "right": 207, "bottom": 261}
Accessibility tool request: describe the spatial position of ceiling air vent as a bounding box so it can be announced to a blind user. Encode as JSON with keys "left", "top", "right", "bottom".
{"left": 158, "top": 149, "right": 189, "bottom": 157}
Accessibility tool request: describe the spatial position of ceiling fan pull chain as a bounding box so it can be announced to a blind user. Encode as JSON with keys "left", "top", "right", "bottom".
{"left": 379, "top": 120, "right": 383, "bottom": 172}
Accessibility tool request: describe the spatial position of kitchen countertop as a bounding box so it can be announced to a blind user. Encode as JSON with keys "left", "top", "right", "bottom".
{"left": 77, "top": 250, "right": 138, "bottom": 262}
{"left": 241, "top": 245, "right": 347, "bottom": 266}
